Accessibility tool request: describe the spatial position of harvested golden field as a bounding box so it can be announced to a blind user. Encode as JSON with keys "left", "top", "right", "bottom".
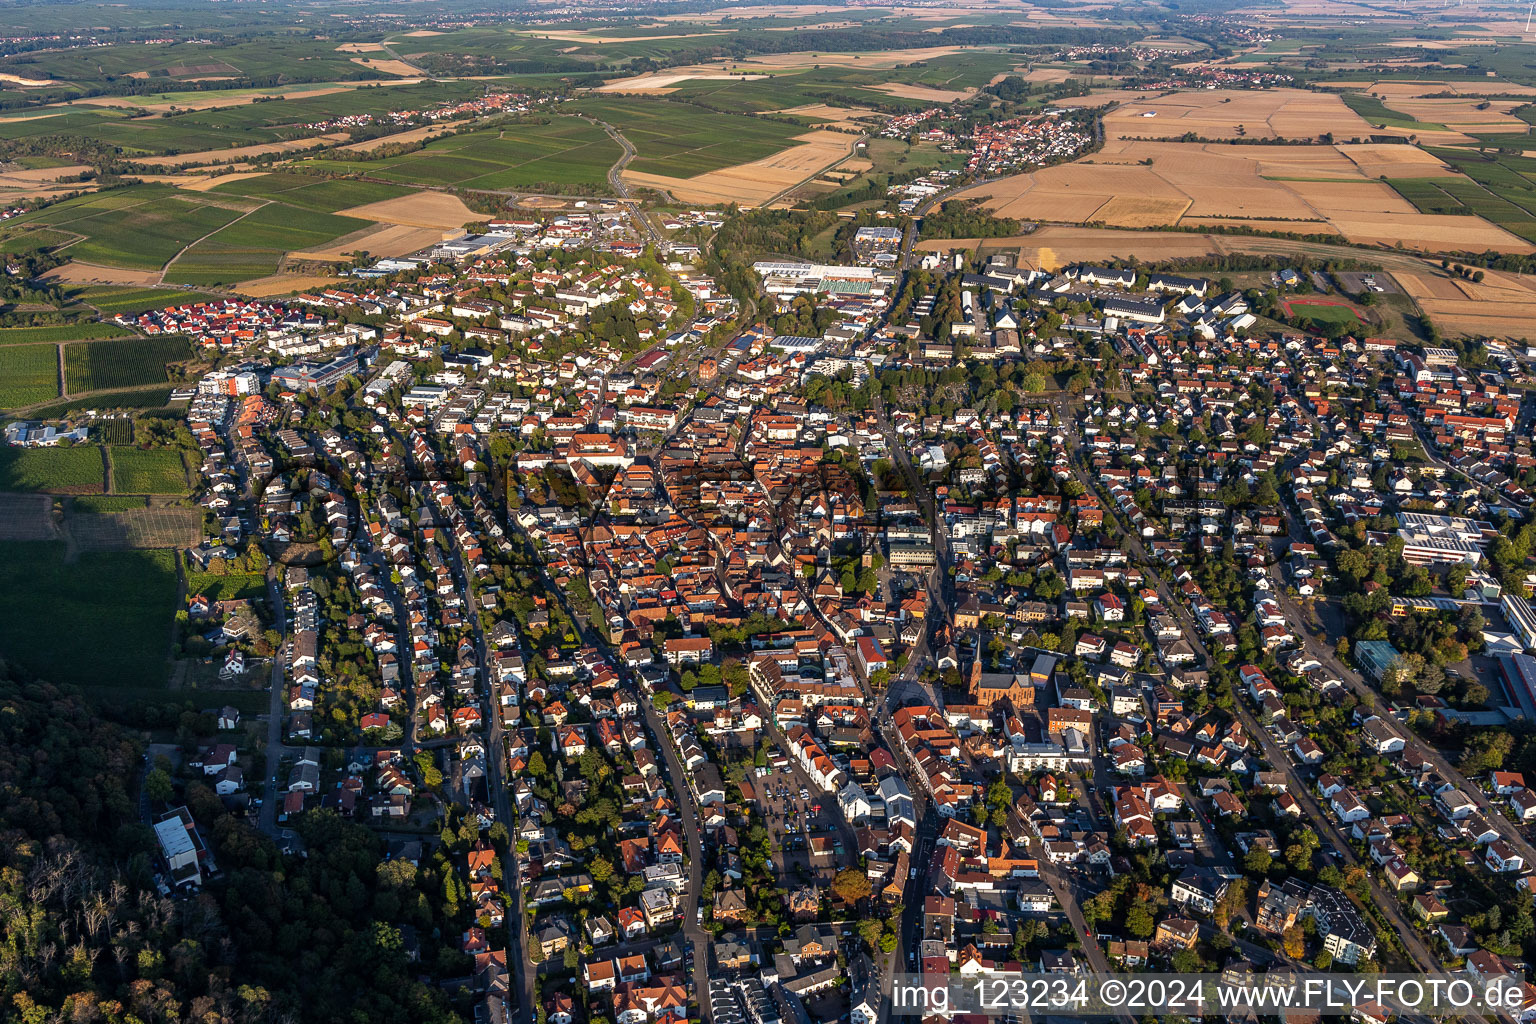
{"left": 1341, "top": 143, "right": 1459, "bottom": 177}
{"left": 518, "top": 29, "right": 724, "bottom": 43}
{"left": 1381, "top": 95, "right": 1531, "bottom": 132}
{"left": 337, "top": 191, "right": 476, "bottom": 229}
{"left": 70, "top": 82, "right": 415, "bottom": 113}
{"left": 339, "top": 124, "right": 454, "bottom": 152}
{"left": 0, "top": 164, "right": 90, "bottom": 184}
{"left": 956, "top": 139, "right": 1534, "bottom": 252}
{"left": 1397, "top": 266, "right": 1536, "bottom": 336}
{"left": 349, "top": 57, "right": 419, "bottom": 77}
{"left": 1357, "top": 80, "right": 1536, "bottom": 97}
{"left": 772, "top": 103, "right": 880, "bottom": 128}
{"left": 289, "top": 222, "right": 447, "bottom": 261}
{"left": 1328, "top": 212, "right": 1530, "bottom": 249}
{"left": 872, "top": 83, "right": 974, "bottom": 102}
{"left": 1098, "top": 88, "right": 1378, "bottom": 140}
{"left": 135, "top": 134, "right": 351, "bottom": 167}
{"left": 1089, "top": 195, "right": 1192, "bottom": 226}
{"left": 335, "top": 42, "right": 384, "bottom": 53}
{"left": 239, "top": 273, "right": 341, "bottom": 297}
{"left": 596, "top": 71, "right": 771, "bottom": 94}
{"left": 175, "top": 171, "right": 270, "bottom": 192}
{"left": 42, "top": 262, "right": 163, "bottom": 286}
{"left": 622, "top": 129, "right": 855, "bottom": 207}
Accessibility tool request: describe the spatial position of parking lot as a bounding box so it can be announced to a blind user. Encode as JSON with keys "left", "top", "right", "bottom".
{"left": 751, "top": 762, "right": 847, "bottom": 881}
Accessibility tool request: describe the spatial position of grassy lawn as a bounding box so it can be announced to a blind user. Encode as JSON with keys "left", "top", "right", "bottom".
{"left": 110, "top": 446, "right": 187, "bottom": 494}
{"left": 0, "top": 445, "right": 104, "bottom": 493}
{"left": 1287, "top": 300, "right": 1363, "bottom": 327}
{"left": 0, "top": 342, "right": 59, "bottom": 408}
{"left": 0, "top": 542, "right": 177, "bottom": 687}
{"left": 63, "top": 336, "right": 190, "bottom": 393}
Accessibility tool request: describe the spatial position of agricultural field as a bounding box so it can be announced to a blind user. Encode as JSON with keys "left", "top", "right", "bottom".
{"left": 63, "top": 336, "right": 191, "bottom": 393}
{"left": 1388, "top": 150, "right": 1536, "bottom": 243}
{"left": 1338, "top": 92, "right": 1449, "bottom": 133}
{"left": 0, "top": 226, "right": 78, "bottom": 253}
{"left": 0, "top": 186, "right": 256, "bottom": 270}
{"left": 0, "top": 322, "right": 131, "bottom": 345}
{"left": 110, "top": 446, "right": 188, "bottom": 494}
{"left": 208, "top": 173, "right": 413, "bottom": 213}
{"left": 573, "top": 96, "right": 810, "bottom": 178}
{"left": 302, "top": 119, "right": 623, "bottom": 190}
{"left": 1078, "top": 88, "right": 1380, "bottom": 142}
{"left": 958, "top": 139, "right": 1536, "bottom": 252}
{"left": 1396, "top": 264, "right": 1536, "bottom": 337}
{"left": 26, "top": 387, "right": 176, "bottom": 420}
{"left": 70, "top": 286, "right": 215, "bottom": 315}
{"left": 72, "top": 494, "right": 146, "bottom": 512}
{"left": 0, "top": 342, "right": 59, "bottom": 408}
{"left": 803, "top": 137, "right": 965, "bottom": 210}
{"left": 624, "top": 129, "right": 857, "bottom": 207}
{"left": 164, "top": 242, "right": 285, "bottom": 287}
{"left": 0, "top": 444, "right": 104, "bottom": 493}
{"left": 0, "top": 541, "right": 176, "bottom": 687}
{"left": 0, "top": 37, "right": 388, "bottom": 96}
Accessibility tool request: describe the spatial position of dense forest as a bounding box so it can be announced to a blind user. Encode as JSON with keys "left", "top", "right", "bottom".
{"left": 0, "top": 665, "right": 467, "bottom": 1024}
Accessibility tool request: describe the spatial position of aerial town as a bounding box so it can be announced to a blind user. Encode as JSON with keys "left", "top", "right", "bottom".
{"left": 6, "top": 3, "right": 1536, "bottom": 1024}
{"left": 18, "top": 198, "right": 1532, "bottom": 1024}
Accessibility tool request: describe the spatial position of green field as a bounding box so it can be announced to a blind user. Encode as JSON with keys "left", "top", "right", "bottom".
{"left": 184, "top": 569, "right": 267, "bottom": 602}
{"left": 26, "top": 387, "right": 176, "bottom": 420}
{"left": 207, "top": 172, "right": 412, "bottom": 212}
{"left": 63, "top": 336, "right": 190, "bottom": 393}
{"left": 1287, "top": 300, "right": 1363, "bottom": 327}
{"left": 0, "top": 187, "right": 255, "bottom": 270}
{"left": 0, "top": 322, "right": 132, "bottom": 346}
{"left": 662, "top": 54, "right": 1015, "bottom": 116}
{"left": 0, "top": 79, "right": 495, "bottom": 157}
{"left": 0, "top": 225, "right": 79, "bottom": 253}
{"left": 110, "top": 446, "right": 187, "bottom": 494}
{"left": 1340, "top": 92, "right": 1447, "bottom": 133}
{"left": 0, "top": 445, "right": 104, "bottom": 492}
{"left": 159, "top": 199, "right": 374, "bottom": 285}
{"left": 0, "top": 542, "right": 176, "bottom": 687}
{"left": 303, "top": 118, "right": 623, "bottom": 190}
{"left": 1390, "top": 154, "right": 1536, "bottom": 243}
{"left": 571, "top": 97, "right": 808, "bottom": 177}
{"left": 164, "top": 242, "right": 286, "bottom": 287}
{"left": 72, "top": 494, "right": 147, "bottom": 512}
{"left": 0, "top": 342, "right": 59, "bottom": 408}
{"left": 72, "top": 287, "right": 216, "bottom": 315}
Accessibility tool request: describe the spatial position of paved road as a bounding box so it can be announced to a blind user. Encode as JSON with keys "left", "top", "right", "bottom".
{"left": 585, "top": 116, "right": 661, "bottom": 247}
{"left": 258, "top": 571, "right": 290, "bottom": 839}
